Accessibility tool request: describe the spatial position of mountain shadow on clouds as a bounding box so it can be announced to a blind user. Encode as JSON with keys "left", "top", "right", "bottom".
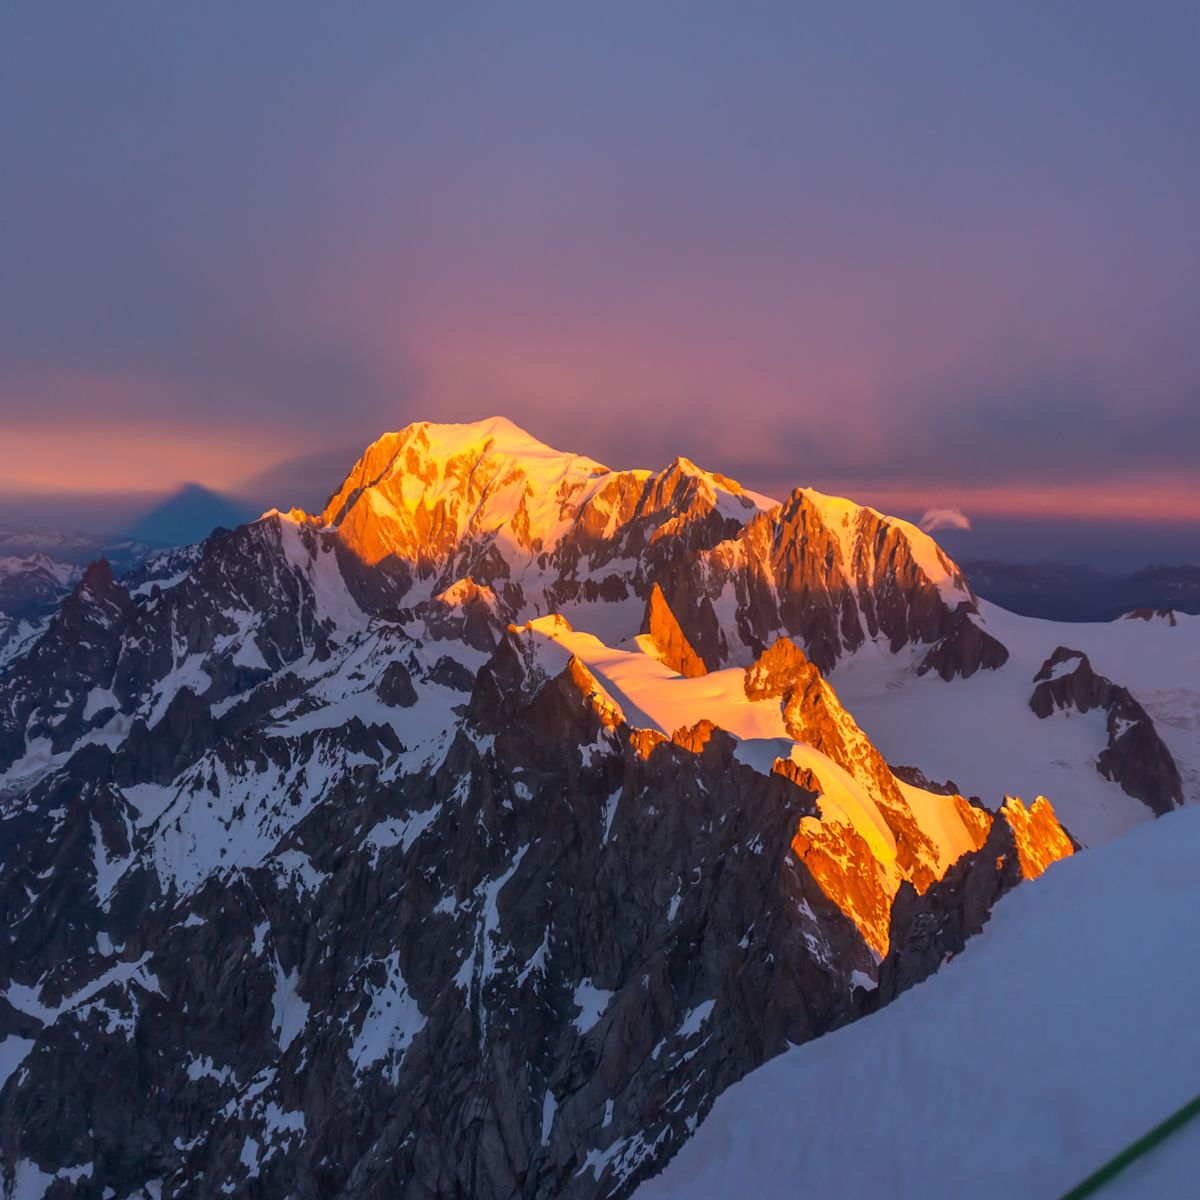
{"left": 234, "top": 443, "right": 371, "bottom": 515}
{"left": 124, "top": 483, "right": 258, "bottom": 547}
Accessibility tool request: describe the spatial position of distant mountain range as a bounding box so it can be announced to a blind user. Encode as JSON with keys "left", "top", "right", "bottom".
{"left": 963, "top": 559, "right": 1200, "bottom": 622}
{"left": 9, "top": 484, "right": 1197, "bottom": 631}
{"left": 0, "top": 525, "right": 153, "bottom": 573}
{"left": 0, "top": 530, "right": 158, "bottom": 667}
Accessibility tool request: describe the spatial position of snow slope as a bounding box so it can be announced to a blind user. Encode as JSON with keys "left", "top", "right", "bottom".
{"left": 521, "top": 618, "right": 793, "bottom": 742}
{"left": 638, "top": 803, "right": 1200, "bottom": 1200}
{"left": 832, "top": 603, "right": 1200, "bottom": 846}
{"left": 981, "top": 603, "right": 1200, "bottom": 805}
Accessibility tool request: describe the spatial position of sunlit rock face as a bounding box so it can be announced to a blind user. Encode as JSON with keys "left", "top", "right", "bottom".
{"left": 1000, "top": 796, "right": 1076, "bottom": 879}
{"left": 640, "top": 584, "right": 707, "bottom": 678}
{"left": 0, "top": 418, "right": 1098, "bottom": 1198}
{"left": 742, "top": 637, "right": 1002, "bottom": 955}
{"left": 877, "top": 795, "right": 1074, "bottom": 1002}
{"left": 317, "top": 416, "right": 1003, "bottom": 678}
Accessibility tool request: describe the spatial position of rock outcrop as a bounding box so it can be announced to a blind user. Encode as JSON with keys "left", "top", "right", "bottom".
{"left": 917, "top": 603, "right": 1009, "bottom": 681}
{"left": 878, "top": 794, "right": 1074, "bottom": 1001}
{"left": 742, "top": 638, "right": 998, "bottom": 954}
{"left": 1030, "top": 647, "right": 1182, "bottom": 815}
{"left": 1000, "top": 795, "right": 1077, "bottom": 878}
{"left": 641, "top": 583, "right": 708, "bottom": 677}
{"left": 1124, "top": 607, "right": 1178, "bottom": 626}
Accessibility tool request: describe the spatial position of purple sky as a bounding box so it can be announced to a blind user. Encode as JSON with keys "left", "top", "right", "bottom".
{"left": 1, "top": 3, "right": 1198, "bottom": 564}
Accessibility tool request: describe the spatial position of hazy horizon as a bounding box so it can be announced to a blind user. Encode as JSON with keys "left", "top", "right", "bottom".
{"left": 3, "top": 3, "right": 1197, "bottom": 568}
{"left": 1, "top": 417, "right": 1195, "bottom": 573}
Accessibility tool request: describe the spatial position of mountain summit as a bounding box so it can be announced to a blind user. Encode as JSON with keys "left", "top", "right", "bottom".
{"left": 315, "top": 416, "right": 1002, "bottom": 678}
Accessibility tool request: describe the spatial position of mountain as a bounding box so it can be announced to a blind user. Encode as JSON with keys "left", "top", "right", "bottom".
{"left": 0, "top": 525, "right": 153, "bottom": 574}
{"left": 124, "top": 483, "right": 258, "bottom": 547}
{"left": 0, "top": 552, "right": 82, "bottom": 671}
{"left": 0, "top": 417, "right": 1190, "bottom": 1198}
{"left": 320, "top": 416, "right": 1003, "bottom": 678}
{"left": 0, "top": 533, "right": 155, "bottom": 672}
{"left": 0, "top": 552, "right": 78, "bottom": 620}
{"left": 639, "top": 801, "right": 1200, "bottom": 1200}
{"left": 963, "top": 558, "right": 1200, "bottom": 622}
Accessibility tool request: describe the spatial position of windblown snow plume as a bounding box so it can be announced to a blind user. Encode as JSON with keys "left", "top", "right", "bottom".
{"left": 919, "top": 506, "right": 971, "bottom": 532}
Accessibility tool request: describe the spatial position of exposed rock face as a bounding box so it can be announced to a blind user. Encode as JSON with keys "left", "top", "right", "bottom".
{"left": 641, "top": 584, "right": 707, "bottom": 677}
{"left": 1124, "top": 607, "right": 1178, "bottom": 626}
{"left": 0, "top": 638, "right": 874, "bottom": 1199}
{"left": 769, "top": 642, "right": 965, "bottom": 892}
{"left": 776, "top": 651, "right": 902, "bottom": 799}
{"left": 719, "top": 491, "right": 974, "bottom": 674}
{"left": 665, "top": 487, "right": 1007, "bottom": 678}
{"left": 420, "top": 578, "right": 510, "bottom": 653}
{"left": 742, "top": 636, "right": 811, "bottom": 701}
{"left": 316, "top": 417, "right": 1006, "bottom": 681}
{"left": 1030, "top": 647, "right": 1182, "bottom": 815}
{"left": 377, "top": 660, "right": 418, "bottom": 707}
{"left": 889, "top": 765, "right": 962, "bottom": 796}
{"left": 0, "top": 419, "right": 1073, "bottom": 1198}
{"left": 1000, "top": 795, "right": 1076, "bottom": 879}
{"left": 877, "top": 796, "right": 1073, "bottom": 1001}
{"left": 917, "top": 603, "right": 1010, "bottom": 681}
{"left": 742, "top": 639, "right": 997, "bottom": 954}
{"left": 1030, "top": 647, "right": 1101, "bottom": 715}
{"left": 0, "top": 559, "right": 135, "bottom": 767}
{"left": 790, "top": 818, "right": 896, "bottom": 960}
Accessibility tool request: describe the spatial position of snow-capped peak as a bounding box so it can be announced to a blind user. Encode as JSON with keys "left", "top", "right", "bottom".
{"left": 319, "top": 417, "right": 615, "bottom": 568}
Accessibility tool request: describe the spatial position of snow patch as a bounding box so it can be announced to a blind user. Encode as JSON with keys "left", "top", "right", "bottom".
{"left": 271, "top": 964, "right": 308, "bottom": 1051}
{"left": 573, "top": 978, "right": 615, "bottom": 1032}
{"left": 677, "top": 999, "right": 715, "bottom": 1038}
{"left": 348, "top": 952, "right": 425, "bottom": 1081}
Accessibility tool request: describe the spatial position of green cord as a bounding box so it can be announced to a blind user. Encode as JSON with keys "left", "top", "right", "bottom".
{"left": 1059, "top": 1093, "right": 1200, "bottom": 1200}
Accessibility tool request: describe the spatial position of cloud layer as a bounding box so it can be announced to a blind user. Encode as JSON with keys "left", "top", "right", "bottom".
{"left": 1, "top": 4, "right": 1197, "bottom": 528}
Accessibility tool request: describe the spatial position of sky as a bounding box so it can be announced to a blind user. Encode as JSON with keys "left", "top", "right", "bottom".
{"left": 1, "top": 3, "right": 1198, "bottom": 566}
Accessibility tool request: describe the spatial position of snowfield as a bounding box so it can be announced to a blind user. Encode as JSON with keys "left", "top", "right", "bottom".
{"left": 833, "top": 603, "right": 1200, "bottom": 847}
{"left": 639, "top": 802, "right": 1200, "bottom": 1200}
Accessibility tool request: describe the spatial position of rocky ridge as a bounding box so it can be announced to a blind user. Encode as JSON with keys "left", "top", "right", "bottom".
{"left": 319, "top": 417, "right": 1005, "bottom": 678}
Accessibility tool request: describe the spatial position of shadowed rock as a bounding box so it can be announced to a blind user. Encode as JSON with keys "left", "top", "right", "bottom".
{"left": 1030, "top": 647, "right": 1181, "bottom": 815}
{"left": 918, "top": 604, "right": 1009, "bottom": 681}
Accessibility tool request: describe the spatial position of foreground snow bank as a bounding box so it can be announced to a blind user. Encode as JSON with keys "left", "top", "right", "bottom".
{"left": 639, "top": 805, "right": 1200, "bottom": 1200}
